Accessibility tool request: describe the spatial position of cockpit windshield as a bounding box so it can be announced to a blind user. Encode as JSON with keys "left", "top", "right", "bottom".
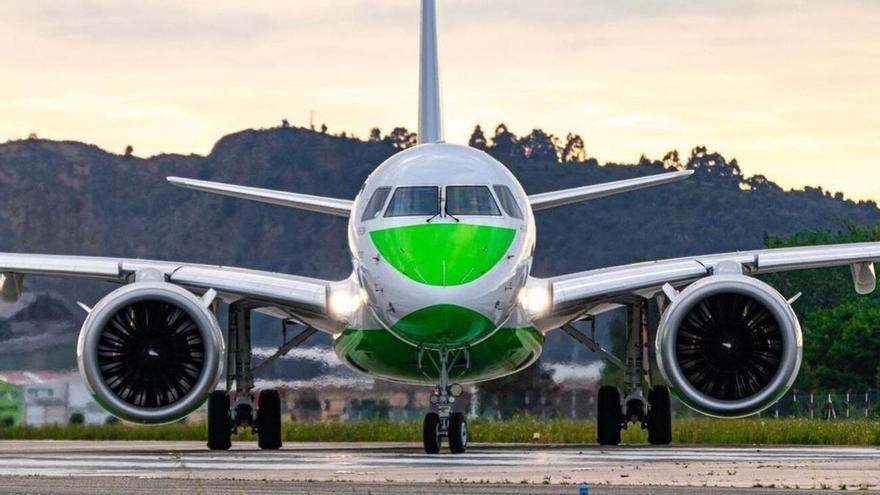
{"left": 384, "top": 186, "right": 440, "bottom": 217}
{"left": 361, "top": 187, "right": 391, "bottom": 221}
{"left": 492, "top": 185, "right": 523, "bottom": 219}
{"left": 445, "top": 186, "right": 501, "bottom": 216}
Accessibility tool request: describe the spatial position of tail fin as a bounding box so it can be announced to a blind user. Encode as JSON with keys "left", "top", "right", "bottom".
{"left": 418, "top": 0, "right": 443, "bottom": 144}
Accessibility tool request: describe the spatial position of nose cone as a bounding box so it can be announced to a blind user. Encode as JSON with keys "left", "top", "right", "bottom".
{"left": 392, "top": 303, "right": 495, "bottom": 346}
{"left": 369, "top": 223, "right": 515, "bottom": 286}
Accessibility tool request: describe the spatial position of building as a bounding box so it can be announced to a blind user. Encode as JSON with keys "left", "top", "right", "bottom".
{"left": 0, "top": 371, "right": 110, "bottom": 425}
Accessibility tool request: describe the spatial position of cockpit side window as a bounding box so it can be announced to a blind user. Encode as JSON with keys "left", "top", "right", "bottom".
{"left": 445, "top": 186, "right": 501, "bottom": 216}
{"left": 361, "top": 187, "right": 391, "bottom": 221}
{"left": 384, "top": 186, "right": 440, "bottom": 217}
{"left": 493, "top": 185, "right": 524, "bottom": 219}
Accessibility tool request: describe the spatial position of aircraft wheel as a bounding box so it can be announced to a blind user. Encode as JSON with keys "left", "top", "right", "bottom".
{"left": 257, "top": 389, "right": 282, "bottom": 450}
{"left": 596, "top": 385, "right": 623, "bottom": 446}
{"left": 207, "top": 390, "right": 232, "bottom": 450}
{"left": 647, "top": 385, "right": 672, "bottom": 445}
{"left": 423, "top": 412, "right": 441, "bottom": 454}
{"left": 448, "top": 412, "right": 467, "bottom": 454}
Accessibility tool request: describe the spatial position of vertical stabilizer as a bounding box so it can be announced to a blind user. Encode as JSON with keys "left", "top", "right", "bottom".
{"left": 418, "top": 0, "right": 443, "bottom": 143}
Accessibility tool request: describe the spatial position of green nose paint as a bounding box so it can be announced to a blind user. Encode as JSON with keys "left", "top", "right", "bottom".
{"left": 370, "top": 223, "right": 515, "bottom": 286}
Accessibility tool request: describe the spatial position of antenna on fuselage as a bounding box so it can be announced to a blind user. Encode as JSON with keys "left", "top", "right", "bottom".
{"left": 418, "top": 0, "right": 443, "bottom": 144}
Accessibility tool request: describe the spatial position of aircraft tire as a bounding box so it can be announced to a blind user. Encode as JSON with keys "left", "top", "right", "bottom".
{"left": 448, "top": 412, "right": 467, "bottom": 454}
{"left": 647, "top": 385, "right": 672, "bottom": 445}
{"left": 423, "top": 412, "right": 441, "bottom": 454}
{"left": 257, "top": 389, "right": 283, "bottom": 450}
{"left": 597, "top": 385, "right": 623, "bottom": 446}
{"left": 207, "top": 390, "right": 232, "bottom": 450}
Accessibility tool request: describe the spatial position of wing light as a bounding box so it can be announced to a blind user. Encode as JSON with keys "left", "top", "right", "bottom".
{"left": 519, "top": 284, "right": 551, "bottom": 317}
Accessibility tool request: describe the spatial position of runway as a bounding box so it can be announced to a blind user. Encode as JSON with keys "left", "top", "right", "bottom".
{"left": 0, "top": 441, "right": 878, "bottom": 494}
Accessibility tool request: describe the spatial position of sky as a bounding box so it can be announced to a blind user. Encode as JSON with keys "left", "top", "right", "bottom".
{"left": 1, "top": 0, "right": 878, "bottom": 201}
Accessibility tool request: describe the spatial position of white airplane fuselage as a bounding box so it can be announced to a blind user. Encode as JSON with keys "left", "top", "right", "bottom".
{"left": 334, "top": 143, "right": 545, "bottom": 384}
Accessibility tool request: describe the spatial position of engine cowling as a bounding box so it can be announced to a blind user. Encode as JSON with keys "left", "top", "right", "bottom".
{"left": 77, "top": 282, "right": 225, "bottom": 424}
{"left": 656, "top": 275, "right": 802, "bottom": 418}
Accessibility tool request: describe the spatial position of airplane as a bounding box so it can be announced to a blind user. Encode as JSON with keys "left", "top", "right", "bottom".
{"left": 1, "top": 0, "right": 879, "bottom": 454}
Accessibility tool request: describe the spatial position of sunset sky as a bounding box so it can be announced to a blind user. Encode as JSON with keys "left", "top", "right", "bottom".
{"left": 2, "top": 1, "right": 878, "bottom": 201}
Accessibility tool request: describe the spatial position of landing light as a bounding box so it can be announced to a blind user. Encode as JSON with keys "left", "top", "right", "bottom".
{"left": 519, "top": 285, "right": 551, "bottom": 316}
{"left": 329, "top": 289, "right": 363, "bottom": 319}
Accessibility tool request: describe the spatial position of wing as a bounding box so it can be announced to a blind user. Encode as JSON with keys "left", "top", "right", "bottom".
{"left": 0, "top": 253, "right": 348, "bottom": 333}
{"left": 167, "top": 177, "right": 353, "bottom": 217}
{"left": 534, "top": 242, "right": 880, "bottom": 331}
{"left": 528, "top": 170, "right": 693, "bottom": 211}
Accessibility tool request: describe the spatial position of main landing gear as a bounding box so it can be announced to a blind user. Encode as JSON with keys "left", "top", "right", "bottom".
{"left": 564, "top": 299, "right": 672, "bottom": 446}
{"left": 207, "top": 303, "right": 316, "bottom": 450}
{"left": 421, "top": 349, "right": 468, "bottom": 454}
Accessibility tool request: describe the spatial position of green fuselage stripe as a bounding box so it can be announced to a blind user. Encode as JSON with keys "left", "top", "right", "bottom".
{"left": 335, "top": 326, "right": 543, "bottom": 384}
{"left": 370, "top": 223, "right": 515, "bottom": 286}
{"left": 391, "top": 304, "right": 495, "bottom": 347}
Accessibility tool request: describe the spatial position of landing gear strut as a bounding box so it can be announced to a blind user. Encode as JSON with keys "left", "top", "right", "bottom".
{"left": 207, "top": 303, "right": 315, "bottom": 451}
{"left": 564, "top": 299, "right": 672, "bottom": 446}
{"left": 421, "top": 349, "right": 468, "bottom": 454}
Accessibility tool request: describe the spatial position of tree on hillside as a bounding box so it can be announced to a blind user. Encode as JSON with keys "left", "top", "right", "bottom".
{"left": 124, "top": 145, "right": 134, "bottom": 158}
{"left": 281, "top": 119, "right": 290, "bottom": 128}
{"left": 520, "top": 129, "right": 559, "bottom": 162}
{"left": 687, "top": 146, "right": 743, "bottom": 187}
{"left": 760, "top": 225, "right": 880, "bottom": 390}
{"left": 368, "top": 128, "right": 383, "bottom": 142}
{"left": 468, "top": 125, "right": 487, "bottom": 150}
{"left": 662, "top": 150, "right": 681, "bottom": 170}
{"left": 488, "top": 123, "right": 522, "bottom": 159}
{"left": 745, "top": 174, "right": 782, "bottom": 192}
{"left": 560, "top": 133, "right": 587, "bottom": 163}
{"left": 386, "top": 127, "right": 417, "bottom": 150}
{"left": 802, "top": 298, "right": 880, "bottom": 392}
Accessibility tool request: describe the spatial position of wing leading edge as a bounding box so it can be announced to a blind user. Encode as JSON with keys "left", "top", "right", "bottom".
{"left": 535, "top": 241, "right": 880, "bottom": 331}
{"left": 528, "top": 170, "right": 694, "bottom": 211}
{"left": 167, "top": 177, "right": 353, "bottom": 217}
{"left": 0, "top": 252, "right": 347, "bottom": 333}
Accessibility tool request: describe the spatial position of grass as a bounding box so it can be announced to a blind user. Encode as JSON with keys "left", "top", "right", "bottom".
{"left": 1, "top": 418, "right": 879, "bottom": 445}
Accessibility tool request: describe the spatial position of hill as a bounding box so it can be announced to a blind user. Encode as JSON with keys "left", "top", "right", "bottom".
{"left": 1, "top": 125, "right": 878, "bottom": 371}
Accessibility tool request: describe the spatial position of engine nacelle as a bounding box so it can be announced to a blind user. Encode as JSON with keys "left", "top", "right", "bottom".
{"left": 656, "top": 275, "right": 802, "bottom": 418}
{"left": 77, "top": 282, "right": 224, "bottom": 424}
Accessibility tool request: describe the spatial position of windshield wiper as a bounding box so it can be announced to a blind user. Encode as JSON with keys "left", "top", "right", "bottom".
{"left": 426, "top": 210, "right": 441, "bottom": 223}
{"left": 444, "top": 205, "right": 461, "bottom": 222}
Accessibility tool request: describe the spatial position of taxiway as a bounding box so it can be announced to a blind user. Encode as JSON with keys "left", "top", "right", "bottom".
{"left": 0, "top": 441, "right": 877, "bottom": 493}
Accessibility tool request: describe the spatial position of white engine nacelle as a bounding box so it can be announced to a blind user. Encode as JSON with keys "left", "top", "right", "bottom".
{"left": 656, "top": 275, "right": 802, "bottom": 418}
{"left": 77, "top": 282, "right": 225, "bottom": 424}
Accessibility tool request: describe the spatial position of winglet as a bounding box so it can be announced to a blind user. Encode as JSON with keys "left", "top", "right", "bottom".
{"left": 528, "top": 170, "right": 694, "bottom": 211}
{"left": 167, "top": 177, "right": 353, "bottom": 217}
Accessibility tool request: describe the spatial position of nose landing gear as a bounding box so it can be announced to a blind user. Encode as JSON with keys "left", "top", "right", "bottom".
{"left": 423, "top": 387, "right": 468, "bottom": 454}
{"left": 421, "top": 348, "right": 468, "bottom": 454}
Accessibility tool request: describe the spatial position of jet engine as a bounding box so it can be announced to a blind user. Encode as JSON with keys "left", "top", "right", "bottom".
{"left": 656, "top": 275, "right": 802, "bottom": 418}
{"left": 77, "top": 282, "right": 225, "bottom": 424}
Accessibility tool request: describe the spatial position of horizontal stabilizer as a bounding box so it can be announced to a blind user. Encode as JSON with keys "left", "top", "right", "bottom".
{"left": 167, "top": 177, "right": 352, "bottom": 217}
{"left": 528, "top": 170, "right": 694, "bottom": 211}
